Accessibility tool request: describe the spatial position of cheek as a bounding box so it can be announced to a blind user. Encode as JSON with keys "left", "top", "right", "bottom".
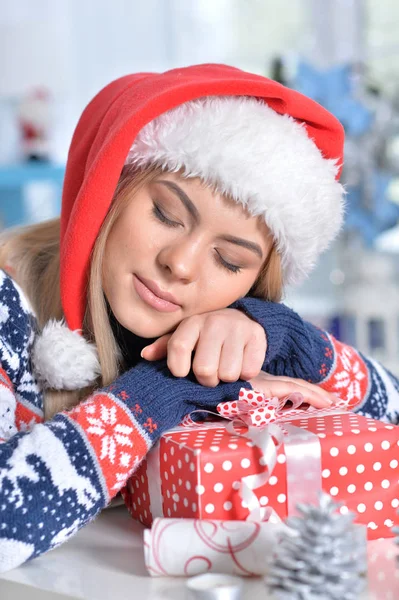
{"left": 107, "top": 219, "right": 148, "bottom": 264}
{"left": 104, "top": 233, "right": 125, "bottom": 274}
{"left": 194, "top": 271, "right": 255, "bottom": 313}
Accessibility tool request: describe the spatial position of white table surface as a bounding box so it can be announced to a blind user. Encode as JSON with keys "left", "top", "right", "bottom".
{"left": 0, "top": 505, "right": 396, "bottom": 600}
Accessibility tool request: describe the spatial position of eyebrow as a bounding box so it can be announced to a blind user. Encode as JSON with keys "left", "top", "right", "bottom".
{"left": 156, "top": 179, "right": 264, "bottom": 260}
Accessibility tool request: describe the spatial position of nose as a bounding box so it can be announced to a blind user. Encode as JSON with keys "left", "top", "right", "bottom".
{"left": 157, "top": 238, "right": 202, "bottom": 282}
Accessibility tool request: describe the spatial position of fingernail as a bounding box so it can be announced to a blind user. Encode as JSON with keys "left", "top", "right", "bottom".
{"left": 140, "top": 346, "right": 149, "bottom": 358}
{"left": 322, "top": 398, "right": 334, "bottom": 406}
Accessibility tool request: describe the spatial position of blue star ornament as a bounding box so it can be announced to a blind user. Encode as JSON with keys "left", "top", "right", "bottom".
{"left": 331, "top": 96, "right": 374, "bottom": 137}
{"left": 344, "top": 184, "right": 379, "bottom": 246}
{"left": 295, "top": 61, "right": 373, "bottom": 137}
{"left": 344, "top": 172, "right": 399, "bottom": 246}
{"left": 372, "top": 171, "right": 399, "bottom": 229}
{"left": 295, "top": 62, "right": 351, "bottom": 104}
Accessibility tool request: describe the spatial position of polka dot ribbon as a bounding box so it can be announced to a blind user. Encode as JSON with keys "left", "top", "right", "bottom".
{"left": 179, "top": 386, "right": 342, "bottom": 430}
{"left": 216, "top": 388, "right": 310, "bottom": 428}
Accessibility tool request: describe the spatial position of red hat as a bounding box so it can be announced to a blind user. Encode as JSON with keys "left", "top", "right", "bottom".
{"left": 33, "top": 64, "right": 345, "bottom": 390}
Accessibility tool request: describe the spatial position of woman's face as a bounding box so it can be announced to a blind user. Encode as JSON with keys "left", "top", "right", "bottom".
{"left": 103, "top": 172, "right": 272, "bottom": 338}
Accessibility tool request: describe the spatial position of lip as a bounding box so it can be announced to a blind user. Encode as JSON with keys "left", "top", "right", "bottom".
{"left": 138, "top": 275, "right": 181, "bottom": 305}
{"left": 133, "top": 274, "right": 181, "bottom": 312}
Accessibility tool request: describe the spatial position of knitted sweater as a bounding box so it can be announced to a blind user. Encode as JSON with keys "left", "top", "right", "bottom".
{"left": 0, "top": 270, "right": 398, "bottom": 572}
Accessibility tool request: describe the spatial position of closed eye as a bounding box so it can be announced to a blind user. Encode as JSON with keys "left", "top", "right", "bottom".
{"left": 152, "top": 203, "right": 242, "bottom": 275}
{"left": 152, "top": 204, "right": 181, "bottom": 228}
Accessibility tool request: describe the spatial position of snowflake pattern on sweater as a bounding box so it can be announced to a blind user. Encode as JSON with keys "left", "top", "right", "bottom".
{"left": 0, "top": 271, "right": 43, "bottom": 440}
{"left": 301, "top": 330, "right": 399, "bottom": 423}
{"left": 0, "top": 271, "right": 399, "bottom": 573}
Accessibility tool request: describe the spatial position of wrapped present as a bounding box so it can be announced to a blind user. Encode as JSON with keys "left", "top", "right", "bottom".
{"left": 367, "top": 537, "right": 399, "bottom": 599}
{"left": 144, "top": 517, "right": 291, "bottom": 577}
{"left": 121, "top": 389, "right": 399, "bottom": 540}
{"left": 144, "top": 500, "right": 367, "bottom": 579}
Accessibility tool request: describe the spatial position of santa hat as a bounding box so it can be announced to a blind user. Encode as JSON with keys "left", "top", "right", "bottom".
{"left": 32, "top": 63, "right": 345, "bottom": 391}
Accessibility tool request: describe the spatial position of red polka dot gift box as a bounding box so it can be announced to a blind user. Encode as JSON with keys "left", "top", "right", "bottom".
{"left": 121, "top": 390, "right": 399, "bottom": 541}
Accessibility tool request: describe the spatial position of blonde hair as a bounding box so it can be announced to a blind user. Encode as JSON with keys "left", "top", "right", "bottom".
{"left": 0, "top": 166, "right": 283, "bottom": 420}
{"left": 250, "top": 244, "right": 283, "bottom": 303}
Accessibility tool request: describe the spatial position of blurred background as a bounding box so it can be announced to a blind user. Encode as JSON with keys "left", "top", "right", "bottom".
{"left": 1, "top": 0, "right": 399, "bottom": 375}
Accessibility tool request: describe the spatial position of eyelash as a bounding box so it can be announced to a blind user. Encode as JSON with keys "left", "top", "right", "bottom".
{"left": 151, "top": 204, "right": 242, "bottom": 274}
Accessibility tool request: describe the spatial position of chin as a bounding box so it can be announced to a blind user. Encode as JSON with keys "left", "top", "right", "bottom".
{"left": 118, "top": 311, "right": 179, "bottom": 339}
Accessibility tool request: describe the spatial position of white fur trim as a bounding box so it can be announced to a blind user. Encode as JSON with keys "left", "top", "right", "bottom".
{"left": 126, "top": 96, "right": 345, "bottom": 285}
{"left": 32, "top": 320, "right": 101, "bottom": 390}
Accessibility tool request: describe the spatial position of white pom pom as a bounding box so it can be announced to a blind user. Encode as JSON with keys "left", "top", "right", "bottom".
{"left": 32, "top": 320, "right": 101, "bottom": 390}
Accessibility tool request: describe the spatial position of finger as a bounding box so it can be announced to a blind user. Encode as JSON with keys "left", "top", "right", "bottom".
{"left": 191, "top": 325, "right": 226, "bottom": 387}
{"left": 258, "top": 373, "right": 336, "bottom": 405}
{"left": 283, "top": 383, "right": 331, "bottom": 409}
{"left": 248, "top": 378, "right": 333, "bottom": 409}
{"left": 240, "top": 333, "right": 267, "bottom": 380}
{"left": 283, "top": 382, "right": 332, "bottom": 409}
{"left": 141, "top": 334, "right": 171, "bottom": 361}
{"left": 166, "top": 318, "right": 201, "bottom": 378}
{"left": 278, "top": 382, "right": 333, "bottom": 408}
{"left": 217, "top": 332, "right": 245, "bottom": 383}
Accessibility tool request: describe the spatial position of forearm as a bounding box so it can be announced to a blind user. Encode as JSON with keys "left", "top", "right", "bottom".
{"left": 0, "top": 358, "right": 250, "bottom": 571}
{"left": 0, "top": 397, "right": 147, "bottom": 572}
{"left": 0, "top": 360, "right": 179, "bottom": 572}
{"left": 230, "top": 297, "right": 330, "bottom": 379}
{"left": 230, "top": 296, "right": 399, "bottom": 419}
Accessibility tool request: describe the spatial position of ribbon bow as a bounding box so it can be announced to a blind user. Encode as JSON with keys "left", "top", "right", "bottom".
{"left": 216, "top": 388, "right": 311, "bottom": 428}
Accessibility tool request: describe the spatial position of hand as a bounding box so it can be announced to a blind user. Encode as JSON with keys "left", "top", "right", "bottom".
{"left": 140, "top": 308, "right": 267, "bottom": 387}
{"left": 248, "top": 371, "right": 338, "bottom": 409}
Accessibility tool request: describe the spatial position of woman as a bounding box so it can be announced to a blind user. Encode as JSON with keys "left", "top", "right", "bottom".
{"left": 0, "top": 63, "right": 397, "bottom": 572}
